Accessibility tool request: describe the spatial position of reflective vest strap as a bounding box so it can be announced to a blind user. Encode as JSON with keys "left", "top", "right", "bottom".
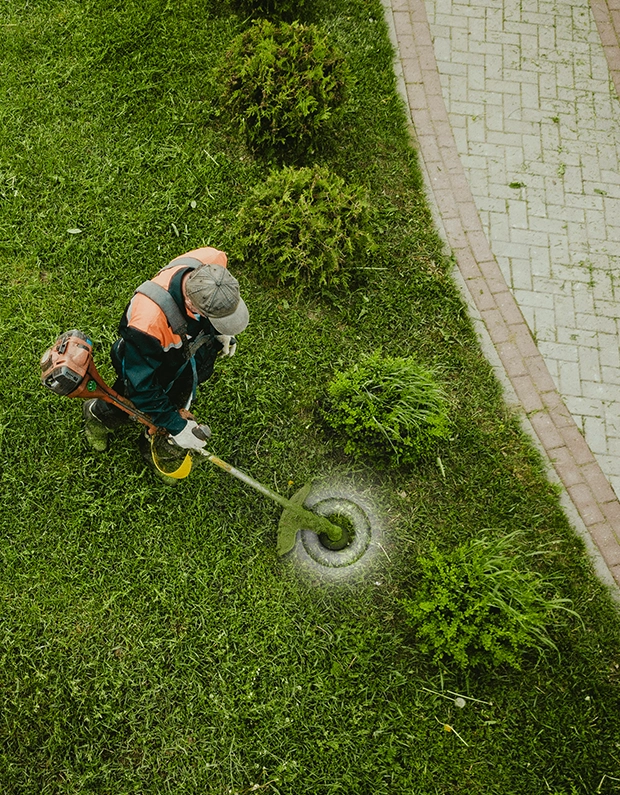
{"left": 162, "top": 256, "right": 203, "bottom": 271}
{"left": 135, "top": 280, "right": 188, "bottom": 339}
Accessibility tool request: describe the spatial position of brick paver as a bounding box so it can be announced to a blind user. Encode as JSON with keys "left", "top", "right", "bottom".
{"left": 382, "top": 0, "right": 620, "bottom": 591}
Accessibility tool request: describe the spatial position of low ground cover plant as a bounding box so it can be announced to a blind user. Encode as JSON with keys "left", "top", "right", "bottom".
{"left": 400, "top": 534, "right": 578, "bottom": 670}
{"left": 323, "top": 352, "right": 451, "bottom": 464}
{"left": 216, "top": 19, "right": 350, "bottom": 158}
{"left": 233, "top": 164, "right": 374, "bottom": 293}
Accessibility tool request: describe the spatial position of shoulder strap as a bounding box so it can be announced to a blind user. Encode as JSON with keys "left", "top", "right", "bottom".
{"left": 135, "top": 280, "right": 188, "bottom": 339}
{"left": 161, "top": 256, "right": 203, "bottom": 271}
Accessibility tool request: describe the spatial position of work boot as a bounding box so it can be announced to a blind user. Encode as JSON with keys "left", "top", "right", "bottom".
{"left": 138, "top": 432, "right": 181, "bottom": 487}
{"left": 83, "top": 399, "right": 110, "bottom": 452}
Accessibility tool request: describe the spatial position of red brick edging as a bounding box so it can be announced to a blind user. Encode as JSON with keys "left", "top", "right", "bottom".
{"left": 386, "top": 0, "right": 620, "bottom": 589}
{"left": 591, "top": 0, "right": 620, "bottom": 100}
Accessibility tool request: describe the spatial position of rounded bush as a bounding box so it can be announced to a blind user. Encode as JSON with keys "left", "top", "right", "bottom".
{"left": 323, "top": 353, "right": 451, "bottom": 465}
{"left": 399, "top": 535, "right": 577, "bottom": 670}
{"left": 231, "top": 0, "right": 308, "bottom": 21}
{"left": 233, "top": 164, "right": 375, "bottom": 293}
{"left": 217, "top": 19, "right": 350, "bottom": 157}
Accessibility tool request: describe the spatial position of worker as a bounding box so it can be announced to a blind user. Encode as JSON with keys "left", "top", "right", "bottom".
{"left": 82, "top": 247, "right": 249, "bottom": 477}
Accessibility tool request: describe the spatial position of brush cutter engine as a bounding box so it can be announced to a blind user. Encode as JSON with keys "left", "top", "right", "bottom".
{"left": 40, "top": 330, "right": 94, "bottom": 397}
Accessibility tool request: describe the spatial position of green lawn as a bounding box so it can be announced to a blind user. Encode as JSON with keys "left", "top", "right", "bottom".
{"left": 1, "top": 1, "right": 620, "bottom": 793}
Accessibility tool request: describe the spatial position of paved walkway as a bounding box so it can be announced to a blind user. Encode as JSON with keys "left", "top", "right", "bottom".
{"left": 382, "top": 0, "right": 620, "bottom": 591}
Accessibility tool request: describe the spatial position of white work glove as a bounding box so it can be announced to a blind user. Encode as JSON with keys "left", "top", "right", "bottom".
{"left": 169, "top": 420, "right": 211, "bottom": 451}
{"left": 216, "top": 334, "right": 237, "bottom": 357}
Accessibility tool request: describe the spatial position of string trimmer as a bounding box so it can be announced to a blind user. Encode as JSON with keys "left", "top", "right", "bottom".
{"left": 40, "top": 330, "right": 349, "bottom": 555}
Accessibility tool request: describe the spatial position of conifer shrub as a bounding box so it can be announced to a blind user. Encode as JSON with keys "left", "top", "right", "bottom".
{"left": 400, "top": 534, "right": 578, "bottom": 670}
{"left": 233, "top": 164, "right": 375, "bottom": 293}
{"left": 217, "top": 19, "right": 350, "bottom": 157}
{"left": 232, "top": 0, "right": 308, "bottom": 21}
{"left": 323, "top": 353, "right": 451, "bottom": 465}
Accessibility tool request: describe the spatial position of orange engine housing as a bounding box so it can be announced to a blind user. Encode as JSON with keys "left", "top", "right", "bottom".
{"left": 40, "top": 330, "right": 93, "bottom": 396}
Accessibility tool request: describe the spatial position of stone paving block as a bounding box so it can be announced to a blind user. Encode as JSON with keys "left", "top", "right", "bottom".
{"left": 556, "top": 326, "right": 597, "bottom": 347}
{"left": 393, "top": 9, "right": 415, "bottom": 37}
{"left": 509, "top": 261, "right": 534, "bottom": 292}
{"left": 601, "top": 366, "right": 620, "bottom": 385}
{"left": 563, "top": 424, "right": 599, "bottom": 467}
{"left": 589, "top": 523, "right": 620, "bottom": 564}
{"left": 417, "top": 132, "right": 443, "bottom": 165}
{"left": 579, "top": 349, "right": 602, "bottom": 383}
{"left": 512, "top": 289, "right": 555, "bottom": 310}
{"left": 402, "top": 58, "right": 424, "bottom": 85}
{"left": 584, "top": 415, "right": 609, "bottom": 454}
{"left": 550, "top": 444, "right": 586, "bottom": 487}
{"left": 542, "top": 387, "right": 577, "bottom": 425}
{"left": 529, "top": 410, "right": 565, "bottom": 450}
{"left": 558, "top": 360, "right": 583, "bottom": 397}
{"left": 544, "top": 357, "right": 559, "bottom": 379}
{"left": 529, "top": 250, "right": 551, "bottom": 280}
{"left": 466, "top": 277, "right": 498, "bottom": 312}
{"left": 497, "top": 341, "right": 529, "bottom": 378}
{"left": 479, "top": 260, "right": 510, "bottom": 294}
{"left": 442, "top": 216, "right": 468, "bottom": 249}
{"left": 453, "top": 247, "right": 482, "bottom": 280}
{"left": 567, "top": 483, "right": 606, "bottom": 525}
{"left": 480, "top": 307, "right": 511, "bottom": 344}
{"left": 532, "top": 305, "right": 557, "bottom": 334}
{"left": 511, "top": 323, "right": 540, "bottom": 359}
{"left": 432, "top": 186, "right": 460, "bottom": 218}
{"left": 529, "top": 214, "right": 568, "bottom": 233}
{"left": 607, "top": 436, "right": 620, "bottom": 457}
{"left": 466, "top": 228, "right": 494, "bottom": 262}
{"left": 496, "top": 289, "right": 528, "bottom": 325}
{"left": 507, "top": 200, "right": 528, "bottom": 229}
{"left": 582, "top": 379, "right": 620, "bottom": 402}
{"left": 601, "top": 498, "right": 620, "bottom": 529}
{"left": 538, "top": 340, "right": 579, "bottom": 362}
{"left": 593, "top": 299, "right": 620, "bottom": 319}
{"left": 512, "top": 374, "right": 545, "bottom": 413}
{"left": 582, "top": 460, "right": 619, "bottom": 504}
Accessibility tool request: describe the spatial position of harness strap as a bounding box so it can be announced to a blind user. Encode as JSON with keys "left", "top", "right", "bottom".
{"left": 135, "top": 280, "right": 188, "bottom": 339}
{"left": 134, "top": 272, "right": 214, "bottom": 362}
{"left": 161, "top": 256, "right": 203, "bottom": 271}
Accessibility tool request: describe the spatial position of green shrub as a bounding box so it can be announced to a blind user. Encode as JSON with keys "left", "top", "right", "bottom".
{"left": 216, "top": 19, "right": 350, "bottom": 157}
{"left": 400, "top": 534, "right": 578, "bottom": 670}
{"left": 323, "top": 353, "right": 450, "bottom": 465}
{"left": 231, "top": 0, "right": 308, "bottom": 21}
{"left": 233, "top": 164, "right": 375, "bottom": 293}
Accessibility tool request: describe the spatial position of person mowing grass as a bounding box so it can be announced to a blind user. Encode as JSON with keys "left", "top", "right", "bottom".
{"left": 83, "top": 247, "right": 249, "bottom": 479}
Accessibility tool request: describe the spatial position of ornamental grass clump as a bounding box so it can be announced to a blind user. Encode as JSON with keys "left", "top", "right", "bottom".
{"left": 216, "top": 19, "right": 350, "bottom": 158}
{"left": 234, "top": 164, "right": 375, "bottom": 293}
{"left": 400, "top": 534, "right": 579, "bottom": 670}
{"left": 324, "top": 353, "right": 451, "bottom": 465}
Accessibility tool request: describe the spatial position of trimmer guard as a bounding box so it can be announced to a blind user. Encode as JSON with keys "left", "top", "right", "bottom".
{"left": 277, "top": 481, "right": 314, "bottom": 556}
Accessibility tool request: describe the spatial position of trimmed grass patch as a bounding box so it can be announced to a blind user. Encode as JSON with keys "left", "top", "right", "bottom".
{"left": 1, "top": 1, "right": 620, "bottom": 793}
